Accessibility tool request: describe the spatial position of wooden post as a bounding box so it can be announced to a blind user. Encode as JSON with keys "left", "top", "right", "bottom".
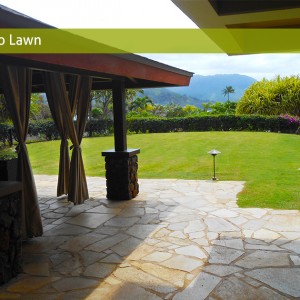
{"left": 102, "top": 79, "right": 140, "bottom": 200}
{"left": 112, "top": 79, "right": 127, "bottom": 151}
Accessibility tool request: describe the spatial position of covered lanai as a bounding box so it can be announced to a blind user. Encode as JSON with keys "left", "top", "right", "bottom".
{"left": 0, "top": 3, "right": 193, "bottom": 245}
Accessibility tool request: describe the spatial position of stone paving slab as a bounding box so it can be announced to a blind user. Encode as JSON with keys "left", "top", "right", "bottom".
{"left": 1, "top": 175, "right": 300, "bottom": 299}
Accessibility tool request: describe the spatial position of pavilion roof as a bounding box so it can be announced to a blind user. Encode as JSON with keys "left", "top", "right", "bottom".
{"left": 0, "top": 4, "right": 193, "bottom": 92}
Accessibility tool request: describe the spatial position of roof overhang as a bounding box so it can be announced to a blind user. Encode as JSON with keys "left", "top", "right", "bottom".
{"left": 172, "top": 0, "right": 300, "bottom": 54}
{"left": 172, "top": 0, "right": 300, "bottom": 29}
{"left": 0, "top": 4, "right": 193, "bottom": 92}
{"left": 1, "top": 53, "right": 192, "bottom": 92}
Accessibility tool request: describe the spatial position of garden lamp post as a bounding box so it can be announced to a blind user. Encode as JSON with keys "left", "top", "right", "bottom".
{"left": 208, "top": 149, "right": 221, "bottom": 181}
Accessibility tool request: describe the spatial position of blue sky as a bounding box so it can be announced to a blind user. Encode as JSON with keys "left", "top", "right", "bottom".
{"left": 1, "top": 0, "right": 300, "bottom": 80}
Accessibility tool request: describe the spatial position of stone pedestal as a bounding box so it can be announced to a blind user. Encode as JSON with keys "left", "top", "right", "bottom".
{"left": 0, "top": 181, "right": 22, "bottom": 285}
{"left": 0, "top": 158, "right": 18, "bottom": 181}
{"left": 102, "top": 149, "right": 140, "bottom": 200}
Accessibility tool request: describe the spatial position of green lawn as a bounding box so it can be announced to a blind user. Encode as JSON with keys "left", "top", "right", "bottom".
{"left": 27, "top": 132, "right": 300, "bottom": 210}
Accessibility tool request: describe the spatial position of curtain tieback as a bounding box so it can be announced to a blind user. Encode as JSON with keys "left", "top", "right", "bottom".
{"left": 15, "top": 142, "right": 26, "bottom": 153}
{"left": 70, "top": 145, "right": 81, "bottom": 150}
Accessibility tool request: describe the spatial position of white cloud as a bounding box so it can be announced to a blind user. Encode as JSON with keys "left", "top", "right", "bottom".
{"left": 142, "top": 53, "right": 300, "bottom": 80}
{"left": 1, "top": 0, "right": 300, "bottom": 80}
{"left": 0, "top": 0, "right": 197, "bottom": 28}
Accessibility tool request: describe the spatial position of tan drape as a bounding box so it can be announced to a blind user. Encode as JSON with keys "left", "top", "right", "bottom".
{"left": 68, "top": 76, "right": 92, "bottom": 204}
{"left": 68, "top": 75, "right": 80, "bottom": 116}
{"left": 44, "top": 72, "right": 92, "bottom": 204}
{"left": 44, "top": 74, "right": 70, "bottom": 196}
{"left": 43, "top": 75, "right": 81, "bottom": 196}
{"left": 0, "top": 65, "right": 43, "bottom": 239}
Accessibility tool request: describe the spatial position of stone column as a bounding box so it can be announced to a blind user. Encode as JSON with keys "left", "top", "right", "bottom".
{"left": 102, "top": 149, "right": 140, "bottom": 200}
{"left": 0, "top": 182, "right": 22, "bottom": 285}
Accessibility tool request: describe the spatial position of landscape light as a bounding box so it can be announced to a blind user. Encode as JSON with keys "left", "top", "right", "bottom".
{"left": 208, "top": 149, "right": 221, "bottom": 181}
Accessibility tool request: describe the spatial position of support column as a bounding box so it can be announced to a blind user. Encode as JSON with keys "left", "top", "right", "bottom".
{"left": 102, "top": 80, "right": 140, "bottom": 200}
{"left": 112, "top": 79, "right": 127, "bottom": 151}
{"left": 102, "top": 149, "right": 140, "bottom": 200}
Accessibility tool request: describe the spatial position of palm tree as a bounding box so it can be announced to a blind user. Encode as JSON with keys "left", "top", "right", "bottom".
{"left": 129, "top": 96, "right": 154, "bottom": 112}
{"left": 202, "top": 102, "right": 212, "bottom": 113}
{"left": 222, "top": 86, "right": 235, "bottom": 101}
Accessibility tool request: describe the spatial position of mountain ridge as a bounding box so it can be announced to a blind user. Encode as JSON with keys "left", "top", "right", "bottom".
{"left": 142, "top": 74, "right": 256, "bottom": 107}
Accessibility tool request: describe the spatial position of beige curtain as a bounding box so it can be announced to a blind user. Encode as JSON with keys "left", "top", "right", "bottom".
{"left": 68, "top": 75, "right": 80, "bottom": 116}
{"left": 0, "top": 65, "right": 43, "bottom": 239}
{"left": 43, "top": 75, "right": 81, "bottom": 197}
{"left": 44, "top": 72, "right": 92, "bottom": 204}
{"left": 44, "top": 74, "right": 70, "bottom": 196}
{"left": 68, "top": 75, "right": 92, "bottom": 204}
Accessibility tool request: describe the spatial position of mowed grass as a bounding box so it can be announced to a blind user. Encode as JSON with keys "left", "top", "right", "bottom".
{"left": 27, "top": 132, "right": 300, "bottom": 210}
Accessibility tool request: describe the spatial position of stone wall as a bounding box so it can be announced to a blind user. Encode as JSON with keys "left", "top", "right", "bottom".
{"left": 105, "top": 155, "right": 139, "bottom": 200}
{"left": 0, "top": 191, "right": 22, "bottom": 284}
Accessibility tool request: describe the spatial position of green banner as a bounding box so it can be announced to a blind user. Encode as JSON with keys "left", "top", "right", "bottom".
{"left": 0, "top": 28, "right": 299, "bottom": 54}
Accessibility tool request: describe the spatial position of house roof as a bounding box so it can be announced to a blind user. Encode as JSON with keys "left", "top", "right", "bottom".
{"left": 172, "top": 0, "right": 300, "bottom": 54}
{"left": 0, "top": 4, "right": 193, "bottom": 92}
{"left": 172, "top": 0, "right": 300, "bottom": 29}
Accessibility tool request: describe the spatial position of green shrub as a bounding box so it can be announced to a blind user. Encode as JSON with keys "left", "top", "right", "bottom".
{"left": 0, "top": 146, "right": 17, "bottom": 160}
{"left": 1, "top": 115, "right": 298, "bottom": 144}
{"left": 0, "top": 123, "right": 14, "bottom": 145}
{"left": 91, "top": 108, "right": 102, "bottom": 119}
{"left": 237, "top": 75, "right": 300, "bottom": 116}
{"left": 28, "top": 119, "right": 59, "bottom": 141}
{"left": 28, "top": 119, "right": 114, "bottom": 139}
{"left": 127, "top": 115, "right": 299, "bottom": 134}
{"left": 85, "top": 119, "right": 114, "bottom": 136}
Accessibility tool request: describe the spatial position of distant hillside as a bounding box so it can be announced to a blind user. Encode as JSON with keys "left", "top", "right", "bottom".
{"left": 142, "top": 74, "right": 256, "bottom": 107}
{"left": 169, "top": 74, "right": 256, "bottom": 101}
{"left": 139, "top": 88, "right": 204, "bottom": 107}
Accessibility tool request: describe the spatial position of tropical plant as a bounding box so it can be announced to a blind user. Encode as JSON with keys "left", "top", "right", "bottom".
{"left": 30, "top": 93, "right": 52, "bottom": 121}
{"left": 90, "top": 90, "right": 112, "bottom": 120}
{"left": 222, "top": 86, "right": 235, "bottom": 101}
{"left": 90, "top": 89, "right": 141, "bottom": 119}
{"left": 183, "top": 105, "right": 200, "bottom": 116}
{"left": 210, "top": 100, "right": 237, "bottom": 115}
{"left": 165, "top": 103, "right": 185, "bottom": 117}
{"left": 236, "top": 75, "right": 300, "bottom": 116}
{"left": 202, "top": 102, "right": 212, "bottom": 113}
{"left": 91, "top": 107, "right": 102, "bottom": 119}
{"left": 129, "top": 96, "right": 154, "bottom": 112}
{"left": 151, "top": 104, "right": 167, "bottom": 117}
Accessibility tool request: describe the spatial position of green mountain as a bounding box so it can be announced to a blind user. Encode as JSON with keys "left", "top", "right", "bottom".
{"left": 139, "top": 88, "right": 202, "bottom": 107}
{"left": 142, "top": 74, "right": 256, "bottom": 107}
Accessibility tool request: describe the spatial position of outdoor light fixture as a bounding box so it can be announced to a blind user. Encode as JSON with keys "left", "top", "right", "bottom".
{"left": 208, "top": 149, "right": 221, "bottom": 181}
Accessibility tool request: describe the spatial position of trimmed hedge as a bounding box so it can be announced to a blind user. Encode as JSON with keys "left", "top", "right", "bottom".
{"left": 26, "top": 119, "right": 114, "bottom": 141}
{"left": 0, "top": 115, "right": 299, "bottom": 145}
{"left": 85, "top": 119, "right": 114, "bottom": 137}
{"left": 127, "top": 115, "right": 300, "bottom": 134}
{"left": 28, "top": 119, "right": 59, "bottom": 141}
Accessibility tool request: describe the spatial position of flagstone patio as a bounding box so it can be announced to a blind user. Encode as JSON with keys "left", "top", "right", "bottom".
{"left": 1, "top": 175, "right": 300, "bottom": 299}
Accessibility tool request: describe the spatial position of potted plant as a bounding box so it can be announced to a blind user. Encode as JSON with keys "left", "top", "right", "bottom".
{"left": 0, "top": 146, "right": 18, "bottom": 181}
